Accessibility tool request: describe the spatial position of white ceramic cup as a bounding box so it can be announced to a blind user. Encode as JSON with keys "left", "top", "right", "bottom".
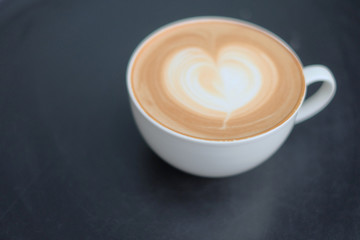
{"left": 127, "top": 17, "right": 336, "bottom": 178}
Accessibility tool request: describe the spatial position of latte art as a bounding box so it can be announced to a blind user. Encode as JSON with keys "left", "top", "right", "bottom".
{"left": 131, "top": 19, "right": 304, "bottom": 140}
{"left": 164, "top": 46, "right": 277, "bottom": 127}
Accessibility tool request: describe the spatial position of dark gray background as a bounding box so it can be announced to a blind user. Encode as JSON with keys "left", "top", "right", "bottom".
{"left": 0, "top": 0, "right": 359, "bottom": 239}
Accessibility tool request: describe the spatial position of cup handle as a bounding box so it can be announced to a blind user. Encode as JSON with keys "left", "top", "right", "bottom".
{"left": 295, "top": 65, "right": 336, "bottom": 124}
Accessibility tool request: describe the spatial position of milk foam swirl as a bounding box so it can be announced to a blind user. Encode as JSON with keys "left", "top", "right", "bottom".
{"left": 165, "top": 46, "right": 262, "bottom": 112}
{"left": 163, "top": 45, "right": 278, "bottom": 127}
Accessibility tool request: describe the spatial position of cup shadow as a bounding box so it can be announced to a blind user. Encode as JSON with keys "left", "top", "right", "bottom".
{"left": 137, "top": 145, "right": 231, "bottom": 202}
{"left": 135, "top": 145, "right": 279, "bottom": 239}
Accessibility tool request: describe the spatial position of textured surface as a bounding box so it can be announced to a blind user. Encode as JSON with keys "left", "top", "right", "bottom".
{"left": 0, "top": 0, "right": 359, "bottom": 239}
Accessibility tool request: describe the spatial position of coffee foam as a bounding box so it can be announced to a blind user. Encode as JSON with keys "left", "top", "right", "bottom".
{"left": 131, "top": 19, "right": 305, "bottom": 140}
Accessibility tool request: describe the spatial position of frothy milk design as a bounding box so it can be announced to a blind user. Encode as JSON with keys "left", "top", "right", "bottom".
{"left": 131, "top": 19, "right": 304, "bottom": 140}
{"left": 164, "top": 46, "right": 276, "bottom": 127}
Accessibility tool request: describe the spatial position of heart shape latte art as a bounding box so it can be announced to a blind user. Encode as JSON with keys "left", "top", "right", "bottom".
{"left": 163, "top": 46, "right": 276, "bottom": 125}
{"left": 132, "top": 20, "right": 303, "bottom": 140}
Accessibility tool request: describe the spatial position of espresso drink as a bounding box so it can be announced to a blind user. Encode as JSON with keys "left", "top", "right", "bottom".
{"left": 131, "top": 18, "right": 305, "bottom": 140}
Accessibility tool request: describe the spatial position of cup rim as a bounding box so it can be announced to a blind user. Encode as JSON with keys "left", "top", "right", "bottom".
{"left": 126, "top": 16, "right": 306, "bottom": 144}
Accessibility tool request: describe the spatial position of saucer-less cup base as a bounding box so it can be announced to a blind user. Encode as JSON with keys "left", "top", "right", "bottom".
{"left": 131, "top": 100, "right": 294, "bottom": 177}
{"left": 127, "top": 17, "right": 336, "bottom": 178}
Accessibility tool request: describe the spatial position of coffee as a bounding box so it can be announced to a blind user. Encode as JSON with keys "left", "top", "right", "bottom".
{"left": 131, "top": 18, "right": 305, "bottom": 140}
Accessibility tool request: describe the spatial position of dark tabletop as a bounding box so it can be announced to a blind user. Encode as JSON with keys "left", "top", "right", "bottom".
{"left": 0, "top": 0, "right": 359, "bottom": 239}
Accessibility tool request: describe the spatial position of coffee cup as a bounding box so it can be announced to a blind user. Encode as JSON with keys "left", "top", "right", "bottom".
{"left": 126, "top": 16, "right": 336, "bottom": 177}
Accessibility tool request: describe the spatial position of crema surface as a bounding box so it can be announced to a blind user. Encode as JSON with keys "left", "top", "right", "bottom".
{"left": 131, "top": 19, "right": 305, "bottom": 140}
